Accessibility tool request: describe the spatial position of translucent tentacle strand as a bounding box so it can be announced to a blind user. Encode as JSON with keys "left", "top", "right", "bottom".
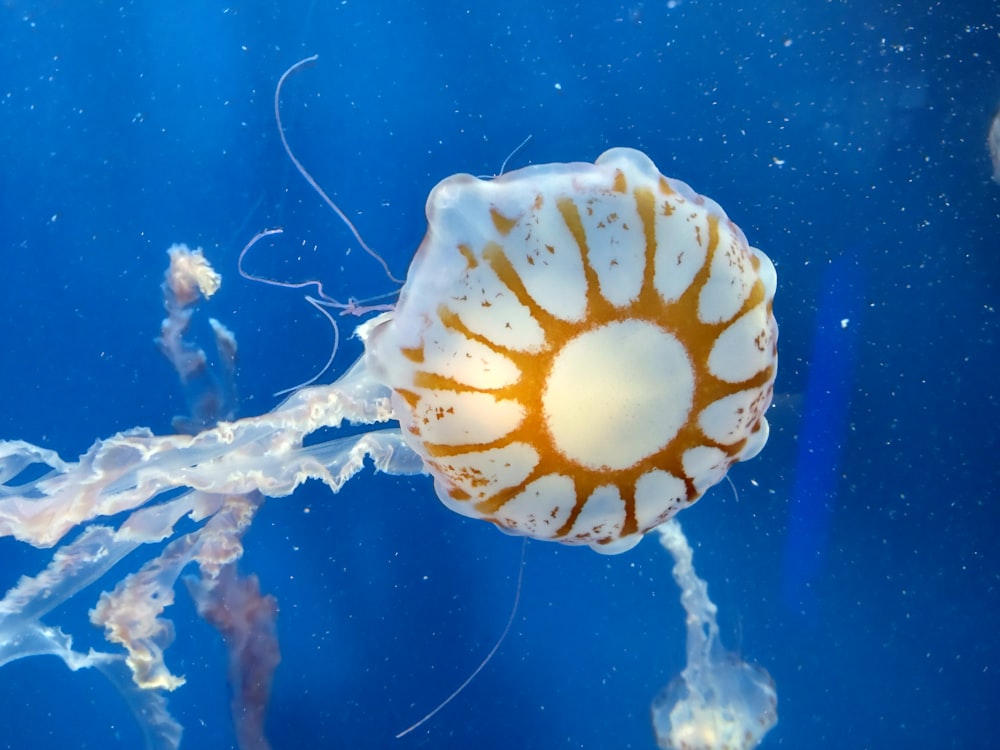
{"left": 0, "top": 356, "right": 421, "bottom": 550}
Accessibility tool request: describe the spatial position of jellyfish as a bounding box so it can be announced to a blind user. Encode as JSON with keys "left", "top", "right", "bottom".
{"left": 652, "top": 519, "right": 778, "bottom": 750}
{"left": 990, "top": 108, "right": 1000, "bottom": 184}
{"left": 365, "top": 147, "right": 778, "bottom": 553}
{"left": 0, "top": 146, "right": 777, "bottom": 746}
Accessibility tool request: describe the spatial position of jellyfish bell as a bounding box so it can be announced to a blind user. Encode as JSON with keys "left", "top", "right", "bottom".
{"left": 365, "top": 147, "right": 778, "bottom": 554}
{"left": 651, "top": 651, "right": 778, "bottom": 750}
{"left": 652, "top": 665, "right": 777, "bottom": 750}
{"left": 990, "top": 108, "right": 1000, "bottom": 184}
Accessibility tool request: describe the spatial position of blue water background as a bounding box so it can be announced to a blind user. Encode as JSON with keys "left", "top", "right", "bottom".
{"left": 1, "top": 1, "right": 997, "bottom": 748}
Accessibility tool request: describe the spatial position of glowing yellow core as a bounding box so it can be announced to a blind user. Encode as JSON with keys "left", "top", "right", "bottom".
{"left": 541, "top": 320, "right": 694, "bottom": 472}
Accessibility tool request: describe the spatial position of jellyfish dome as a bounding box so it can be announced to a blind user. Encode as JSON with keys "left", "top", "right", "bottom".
{"left": 365, "top": 147, "right": 778, "bottom": 553}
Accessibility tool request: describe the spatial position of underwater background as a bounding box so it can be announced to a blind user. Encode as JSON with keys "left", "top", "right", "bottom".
{"left": 1, "top": 1, "right": 997, "bottom": 748}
